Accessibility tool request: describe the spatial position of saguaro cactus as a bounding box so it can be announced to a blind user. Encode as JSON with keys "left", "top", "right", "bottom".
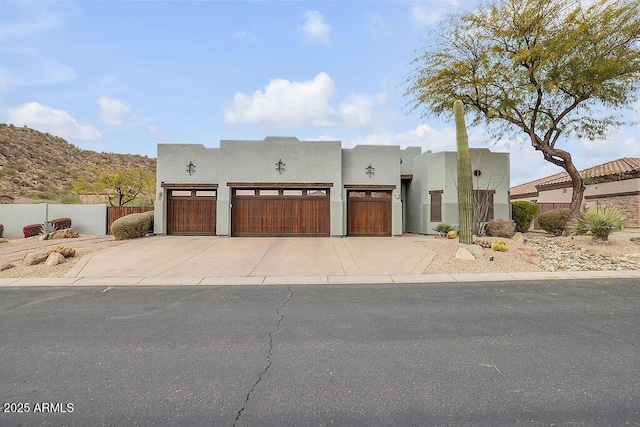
{"left": 454, "top": 100, "right": 473, "bottom": 245}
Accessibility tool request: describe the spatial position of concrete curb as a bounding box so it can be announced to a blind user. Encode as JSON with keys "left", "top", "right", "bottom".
{"left": 1, "top": 270, "right": 639, "bottom": 287}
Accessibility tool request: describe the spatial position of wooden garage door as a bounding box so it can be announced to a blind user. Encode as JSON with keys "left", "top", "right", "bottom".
{"left": 232, "top": 188, "right": 330, "bottom": 236}
{"left": 167, "top": 189, "right": 216, "bottom": 235}
{"left": 347, "top": 190, "right": 392, "bottom": 236}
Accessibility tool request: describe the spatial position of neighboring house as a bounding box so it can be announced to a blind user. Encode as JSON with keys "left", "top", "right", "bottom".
{"left": 510, "top": 157, "right": 640, "bottom": 227}
{"left": 155, "top": 137, "right": 510, "bottom": 237}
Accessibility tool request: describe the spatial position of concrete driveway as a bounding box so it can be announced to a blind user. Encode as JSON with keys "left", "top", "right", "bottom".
{"left": 67, "top": 235, "right": 437, "bottom": 281}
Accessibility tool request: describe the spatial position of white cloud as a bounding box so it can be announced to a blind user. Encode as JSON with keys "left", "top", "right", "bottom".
{"left": 0, "top": 50, "right": 76, "bottom": 86}
{"left": 7, "top": 102, "right": 101, "bottom": 141}
{"left": 233, "top": 30, "right": 256, "bottom": 42}
{"left": 98, "top": 96, "right": 132, "bottom": 126}
{"left": 300, "top": 10, "right": 331, "bottom": 44}
{"left": 411, "top": 5, "right": 442, "bottom": 26}
{"left": 224, "top": 73, "right": 385, "bottom": 128}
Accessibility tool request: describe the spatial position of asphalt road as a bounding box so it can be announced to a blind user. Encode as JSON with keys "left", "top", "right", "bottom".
{"left": 1, "top": 279, "right": 639, "bottom": 426}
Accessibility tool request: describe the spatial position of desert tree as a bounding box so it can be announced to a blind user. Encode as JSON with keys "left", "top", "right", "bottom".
{"left": 73, "top": 167, "right": 155, "bottom": 207}
{"left": 406, "top": 0, "right": 640, "bottom": 220}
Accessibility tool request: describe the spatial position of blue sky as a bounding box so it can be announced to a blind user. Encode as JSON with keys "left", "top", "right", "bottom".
{"left": 1, "top": 0, "right": 639, "bottom": 186}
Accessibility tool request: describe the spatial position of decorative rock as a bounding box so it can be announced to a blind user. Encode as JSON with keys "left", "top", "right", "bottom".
{"left": 631, "top": 237, "right": 640, "bottom": 244}
{"left": 23, "top": 251, "right": 49, "bottom": 266}
{"left": 49, "top": 229, "right": 79, "bottom": 239}
{"left": 455, "top": 247, "right": 475, "bottom": 260}
{"left": 0, "top": 262, "right": 15, "bottom": 271}
{"left": 39, "top": 234, "right": 49, "bottom": 241}
{"left": 516, "top": 247, "right": 541, "bottom": 265}
{"left": 510, "top": 232, "right": 524, "bottom": 244}
{"left": 45, "top": 252, "right": 66, "bottom": 266}
{"left": 0, "top": 238, "right": 8, "bottom": 243}
{"left": 48, "top": 246, "right": 76, "bottom": 258}
{"left": 466, "top": 244, "right": 484, "bottom": 258}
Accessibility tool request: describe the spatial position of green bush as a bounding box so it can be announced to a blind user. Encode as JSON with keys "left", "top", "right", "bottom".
{"left": 433, "top": 223, "right": 454, "bottom": 237}
{"left": 537, "top": 208, "right": 570, "bottom": 236}
{"left": 571, "top": 208, "right": 626, "bottom": 241}
{"left": 511, "top": 201, "right": 539, "bottom": 232}
{"left": 491, "top": 240, "right": 508, "bottom": 251}
{"left": 111, "top": 211, "right": 154, "bottom": 240}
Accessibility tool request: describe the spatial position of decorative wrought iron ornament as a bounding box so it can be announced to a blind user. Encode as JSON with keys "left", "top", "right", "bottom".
{"left": 275, "top": 159, "right": 286, "bottom": 174}
{"left": 186, "top": 161, "right": 196, "bottom": 176}
{"left": 365, "top": 163, "right": 375, "bottom": 178}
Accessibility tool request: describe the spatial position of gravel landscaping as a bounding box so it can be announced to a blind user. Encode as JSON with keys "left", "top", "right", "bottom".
{"left": 1, "top": 230, "right": 639, "bottom": 278}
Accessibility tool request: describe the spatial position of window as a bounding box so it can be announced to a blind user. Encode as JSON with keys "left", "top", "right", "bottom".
{"left": 430, "top": 191, "right": 442, "bottom": 222}
{"left": 371, "top": 191, "right": 389, "bottom": 198}
{"left": 195, "top": 190, "right": 216, "bottom": 197}
{"left": 283, "top": 189, "right": 303, "bottom": 196}
{"left": 171, "top": 190, "right": 192, "bottom": 197}
{"left": 307, "top": 189, "right": 327, "bottom": 196}
{"left": 235, "top": 189, "right": 255, "bottom": 196}
{"left": 259, "top": 189, "right": 279, "bottom": 196}
{"left": 349, "top": 191, "right": 367, "bottom": 198}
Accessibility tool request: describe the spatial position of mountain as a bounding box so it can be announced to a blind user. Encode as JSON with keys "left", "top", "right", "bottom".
{"left": 0, "top": 123, "right": 156, "bottom": 202}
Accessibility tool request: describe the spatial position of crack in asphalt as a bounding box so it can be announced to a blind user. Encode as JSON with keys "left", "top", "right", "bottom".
{"left": 233, "top": 286, "right": 294, "bottom": 427}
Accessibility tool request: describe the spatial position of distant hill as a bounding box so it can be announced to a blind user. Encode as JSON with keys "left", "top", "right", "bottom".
{"left": 0, "top": 123, "right": 156, "bottom": 203}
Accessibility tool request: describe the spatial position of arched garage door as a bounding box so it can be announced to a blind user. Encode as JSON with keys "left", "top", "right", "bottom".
{"left": 231, "top": 187, "right": 330, "bottom": 236}
{"left": 347, "top": 189, "right": 392, "bottom": 236}
{"left": 166, "top": 187, "right": 217, "bottom": 235}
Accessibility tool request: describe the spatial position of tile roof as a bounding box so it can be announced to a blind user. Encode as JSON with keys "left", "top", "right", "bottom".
{"left": 510, "top": 157, "right": 640, "bottom": 198}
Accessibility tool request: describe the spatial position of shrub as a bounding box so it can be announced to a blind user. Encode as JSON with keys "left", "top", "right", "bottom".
{"left": 511, "top": 201, "right": 539, "bottom": 232}
{"left": 111, "top": 210, "right": 154, "bottom": 240}
{"left": 570, "top": 208, "right": 626, "bottom": 241}
{"left": 433, "top": 223, "right": 454, "bottom": 237}
{"left": 491, "top": 240, "right": 508, "bottom": 251}
{"left": 23, "top": 223, "right": 42, "bottom": 238}
{"left": 446, "top": 230, "right": 458, "bottom": 239}
{"left": 49, "top": 218, "right": 72, "bottom": 230}
{"left": 537, "top": 208, "right": 570, "bottom": 236}
{"left": 485, "top": 218, "right": 516, "bottom": 238}
{"left": 0, "top": 223, "right": 3, "bottom": 238}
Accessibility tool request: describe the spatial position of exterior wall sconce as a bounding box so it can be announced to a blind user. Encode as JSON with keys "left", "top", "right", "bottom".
{"left": 473, "top": 169, "right": 481, "bottom": 177}
{"left": 186, "top": 161, "right": 196, "bottom": 176}
{"left": 365, "top": 163, "right": 375, "bottom": 178}
{"left": 275, "top": 159, "right": 286, "bottom": 174}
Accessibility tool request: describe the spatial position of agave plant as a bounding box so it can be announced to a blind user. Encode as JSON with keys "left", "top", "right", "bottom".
{"left": 39, "top": 222, "right": 58, "bottom": 235}
{"left": 571, "top": 208, "right": 626, "bottom": 241}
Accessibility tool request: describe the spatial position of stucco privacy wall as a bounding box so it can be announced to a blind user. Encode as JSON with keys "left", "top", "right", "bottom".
{"left": 0, "top": 204, "right": 107, "bottom": 237}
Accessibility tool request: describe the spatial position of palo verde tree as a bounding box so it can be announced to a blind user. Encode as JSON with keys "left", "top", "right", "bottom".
{"left": 406, "top": 0, "right": 640, "bottom": 220}
{"left": 73, "top": 167, "right": 155, "bottom": 207}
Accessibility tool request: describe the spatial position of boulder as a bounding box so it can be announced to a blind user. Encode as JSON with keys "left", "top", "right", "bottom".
{"left": 510, "top": 232, "right": 524, "bottom": 244}
{"left": 466, "top": 244, "right": 484, "bottom": 258}
{"left": 50, "top": 229, "right": 79, "bottom": 239}
{"left": 0, "top": 262, "right": 14, "bottom": 271}
{"left": 48, "top": 246, "right": 76, "bottom": 258}
{"left": 0, "top": 238, "right": 8, "bottom": 244}
{"left": 23, "top": 251, "right": 49, "bottom": 266}
{"left": 631, "top": 237, "right": 640, "bottom": 245}
{"left": 39, "top": 233, "right": 50, "bottom": 241}
{"left": 45, "top": 252, "right": 66, "bottom": 266}
{"left": 516, "top": 247, "right": 541, "bottom": 265}
{"left": 455, "top": 247, "right": 476, "bottom": 260}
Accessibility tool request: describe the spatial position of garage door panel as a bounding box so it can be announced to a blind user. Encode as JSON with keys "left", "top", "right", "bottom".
{"left": 167, "top": 190, "right": 216, "bottom": 235}
{"left": 232, "top": 189, "right": 329, "bottom": 236}
{"left": 347, "top": 191, "right": 391, "bottom": 236}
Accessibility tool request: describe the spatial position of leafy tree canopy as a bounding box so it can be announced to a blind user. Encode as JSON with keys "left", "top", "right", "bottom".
{"left": 406, "top": 0, "right": 640, "bottom": 219}
{"left": 73, "top": 167, "right": 155, "bottom": 207}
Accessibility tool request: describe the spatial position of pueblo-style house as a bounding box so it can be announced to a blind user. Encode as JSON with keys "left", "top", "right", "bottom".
{"left": 154, "top": 137, "right": 510, "bottom": 237}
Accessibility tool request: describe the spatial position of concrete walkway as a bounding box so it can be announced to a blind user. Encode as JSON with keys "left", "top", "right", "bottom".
{"left": 1, "top": 235, "right": 639, "bottom": 287}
